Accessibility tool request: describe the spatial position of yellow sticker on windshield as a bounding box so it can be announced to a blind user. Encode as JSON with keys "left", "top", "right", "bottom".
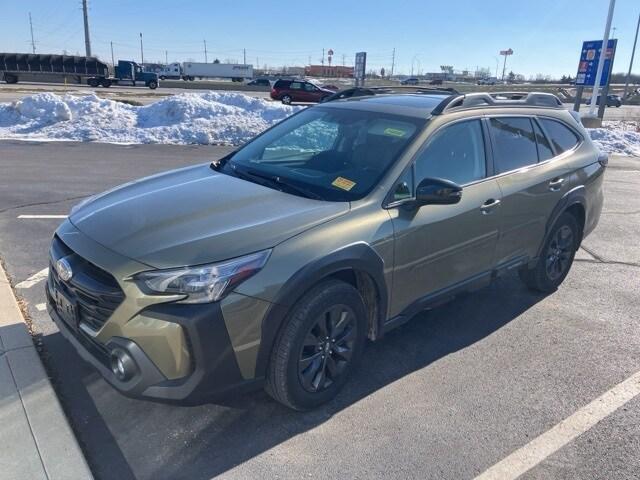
{"left": 332, "top": 176, "right": 356, "bottom": 191}
{"left": 384, "top": 127, "right": 406, "bottom": 137}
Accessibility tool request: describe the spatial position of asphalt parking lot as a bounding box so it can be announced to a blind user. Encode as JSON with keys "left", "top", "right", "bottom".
{"left": 0, "top": 141, "right": 639, "bottom": 480}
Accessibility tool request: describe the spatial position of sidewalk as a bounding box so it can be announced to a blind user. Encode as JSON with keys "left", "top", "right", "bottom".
{"left": 0, "top": 263, "right": 92, "bottom": 480}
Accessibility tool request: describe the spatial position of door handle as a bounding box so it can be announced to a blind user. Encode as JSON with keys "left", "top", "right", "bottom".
{"left": 549, "top": 177, "right": 564, "bottom": 191}
{"left": 480, "top": 198, "right": 501, "bottom": 215}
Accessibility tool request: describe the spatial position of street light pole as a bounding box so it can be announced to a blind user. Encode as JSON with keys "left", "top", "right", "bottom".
{"left": 139, "top": 33, "right": 144, "bottom": 66}
{"left": 588, "top": 0, "right": 616, "bottom": 116}
{"left": 623, "top": 12, "right": 640, "bottom": 102}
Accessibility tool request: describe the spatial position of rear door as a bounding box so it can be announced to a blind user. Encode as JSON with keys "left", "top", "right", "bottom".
{"left": 389, "top": 118, "right": 502, "bottom": 315}
{"left": 289, "top": 81, "right": 305, "bottom": 101}
{"left": 488, "top": 116, "right": 571, "bottom": 266}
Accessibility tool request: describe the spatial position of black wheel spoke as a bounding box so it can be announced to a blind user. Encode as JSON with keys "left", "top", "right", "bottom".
{"left": 299, "top": 351, "right": 322, "bottom": 370}
{"left": 300, "top": 355, "right": 323, "bottom": 391}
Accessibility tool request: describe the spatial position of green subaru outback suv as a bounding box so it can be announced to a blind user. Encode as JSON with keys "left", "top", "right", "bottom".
{"left": 47, "top": 92, "right": 606, "bottom": 410}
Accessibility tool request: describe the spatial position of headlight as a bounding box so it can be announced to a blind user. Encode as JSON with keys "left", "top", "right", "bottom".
{"left": 135, "top": 250, "right": 271, "bottom": 304}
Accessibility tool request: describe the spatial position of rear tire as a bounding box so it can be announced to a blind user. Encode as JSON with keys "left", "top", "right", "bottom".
{"left": 266, "top": 280, "right": 367, "bottom": 411}
{"left": 281, "top": 94, "right": 292, "bottom": 105}
{"left": 87, "top": 78, "right": 99, "bottom": 88}
{"left": 148, "top": 80, "right": 158, "bottom": 89}
{"left": 519, "top": 212, "right": 579, "bottom": 293}
{"left": 4, "top": 74, "right": 18, "bottom": 84}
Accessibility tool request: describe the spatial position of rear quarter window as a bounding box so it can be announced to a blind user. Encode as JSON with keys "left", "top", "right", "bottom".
{"left": 274, "top": 80, "right": 290, "bottom": 88}
{"left": 488, "top": 117, "right": 539, "bottom": 174}
{"left": 539, "top": 118, "right": 581, "bottom": 154}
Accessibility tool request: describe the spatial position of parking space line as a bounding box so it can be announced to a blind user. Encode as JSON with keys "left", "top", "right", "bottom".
{"left": 15, "top": 268, "right": 49, "bottom": 289}
{"left": 17, "top": 215, "right": 68, "bottom": 219}
{"left": 475, "top": 370, "right": 640, "bottom": 480}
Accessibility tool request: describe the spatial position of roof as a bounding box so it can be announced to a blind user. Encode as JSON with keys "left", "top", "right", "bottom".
{"left": 318, "top": 93, "right": 450, "bottom": 119}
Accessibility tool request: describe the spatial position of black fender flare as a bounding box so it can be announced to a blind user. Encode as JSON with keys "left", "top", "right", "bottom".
{"left": 536, "top": 185, "right": 587, "bottom": 260}
{"left": 253, "top": 242, "right": 388, "bottom": 379}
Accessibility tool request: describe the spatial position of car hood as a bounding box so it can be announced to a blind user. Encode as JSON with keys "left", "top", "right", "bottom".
{"left": 69, "top": 163, "right": 349, "bottom": 269}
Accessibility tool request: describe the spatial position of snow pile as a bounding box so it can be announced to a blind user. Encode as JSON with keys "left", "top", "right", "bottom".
{"left": 0, "top": 92, "right": 301, "bottom": 145}
{"left": 589, "top": 121, "right": 640, "bottom": 157}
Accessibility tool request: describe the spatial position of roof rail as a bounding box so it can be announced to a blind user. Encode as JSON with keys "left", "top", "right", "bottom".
{"left": 361, "top": 85, "right": 460, "bottom": 95}
{"left": 431, "top": 91, "right": 563, "bottom": 115}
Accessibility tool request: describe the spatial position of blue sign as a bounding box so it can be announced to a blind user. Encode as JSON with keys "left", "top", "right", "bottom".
{"left": 575, "top": 39, "right": 617, "bottom": 86}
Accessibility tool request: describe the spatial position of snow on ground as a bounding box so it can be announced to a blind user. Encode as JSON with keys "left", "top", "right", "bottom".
{"left": 590, "top": 121, "right": 640, "bottom": 157}
{"left": 0, "top": 92, "right": 638, "bottom": 157}
{"left": 0, "top": 92, "right": 301, "bottom": 145}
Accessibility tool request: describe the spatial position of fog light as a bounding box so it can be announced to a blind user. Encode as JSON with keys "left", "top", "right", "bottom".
{"left": 110, "top": 348, "right": 136, "bottom": 382}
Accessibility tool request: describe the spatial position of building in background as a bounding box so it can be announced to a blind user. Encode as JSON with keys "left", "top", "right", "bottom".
{"left": 305, "top": 65, "right": 354, "bottom": 78}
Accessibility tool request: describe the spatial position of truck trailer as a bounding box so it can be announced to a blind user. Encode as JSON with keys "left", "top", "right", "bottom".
{"left": 0, "top": 53, "right": 159, "bottom": 89}
{"left": 159, "top": 62, "right": 253, "bottom": 82}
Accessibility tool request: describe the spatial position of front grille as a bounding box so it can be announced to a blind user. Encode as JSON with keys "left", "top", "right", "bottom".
{"left": 49, "top": 235, "right": 125, "bottom": 332}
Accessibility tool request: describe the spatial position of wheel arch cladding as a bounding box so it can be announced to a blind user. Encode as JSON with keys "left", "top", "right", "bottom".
{"left": 254, "top": 242, "right": 388, "bottom": 379}
{"left": 542, "top": 186, "right": 587, "bottom": 257}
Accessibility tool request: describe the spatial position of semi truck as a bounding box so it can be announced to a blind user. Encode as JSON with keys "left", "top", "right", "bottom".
{"left": 0, "top": 53, "right": 159, "bottom": 89}
{"left": 158, "top": 62, "right": 253, "bottom": 82}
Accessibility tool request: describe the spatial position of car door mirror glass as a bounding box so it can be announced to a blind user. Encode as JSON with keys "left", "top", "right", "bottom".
{"left": 415, "top": 177, "right": 462, "bottom": 205}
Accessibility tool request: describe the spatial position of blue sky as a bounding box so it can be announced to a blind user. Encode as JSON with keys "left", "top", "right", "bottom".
{"left": 1, "top": 0, "right": 638, "bottom": 78}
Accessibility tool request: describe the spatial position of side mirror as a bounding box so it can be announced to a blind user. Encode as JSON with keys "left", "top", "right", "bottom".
{"left": 415, "top": 177, "right": 462, "bottom": 206}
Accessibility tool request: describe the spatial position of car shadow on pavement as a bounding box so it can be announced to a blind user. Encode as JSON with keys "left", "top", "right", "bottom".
{"left": 43, "top": 273, "right": 546, "bottom": 480}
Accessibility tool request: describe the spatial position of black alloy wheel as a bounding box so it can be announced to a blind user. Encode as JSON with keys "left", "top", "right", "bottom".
{"left": 298, "top": 304, "right": 357, "bottom": 393}
{"left": 545, "top": 225, "right": 574, "bottom": 281}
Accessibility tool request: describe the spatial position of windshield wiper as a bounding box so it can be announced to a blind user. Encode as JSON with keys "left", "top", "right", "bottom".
{"left": 234, "top": 166, "right": 323, "bottom": 200}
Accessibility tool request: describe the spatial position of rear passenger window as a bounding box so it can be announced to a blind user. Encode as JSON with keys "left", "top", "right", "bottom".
{"left": 290, "top": 82, "right": 303, "bottom": 90}
{"left": 539, "top": 119, "right": 580, "bottom": 154}
{"left": 415, "top": 119, "right": 486, "bottom": 185}
{"left": 489, "top": 117, "right": 538, "bottom": 173}
{"left": 533, "top": 120, "right": 554, "bottom": 161}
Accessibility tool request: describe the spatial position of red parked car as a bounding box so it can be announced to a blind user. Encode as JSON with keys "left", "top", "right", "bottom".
{"left": 270, "top": 79, "right": 335, "bottom": 104}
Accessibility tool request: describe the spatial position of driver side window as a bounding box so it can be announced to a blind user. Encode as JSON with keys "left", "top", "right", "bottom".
{"left": 415, "top": 120, "right": 487, "bottom": 185}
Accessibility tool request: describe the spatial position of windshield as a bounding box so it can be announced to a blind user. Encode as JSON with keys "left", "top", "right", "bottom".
{"left": 222, "top": 107, "right": 425, "bottom": 201}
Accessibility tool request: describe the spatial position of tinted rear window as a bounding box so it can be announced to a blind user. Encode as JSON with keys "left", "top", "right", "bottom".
{"left": 489, "top": 117, "right": 538, "bottom": 173}
{"left": 539, "top": 118, "right": 580, "bottom": 154}
{"left": 274, "top": 80, "right": 291, "bottom": 88}
{"left": 533, "top": 120, "right": 554, "bottom": 161}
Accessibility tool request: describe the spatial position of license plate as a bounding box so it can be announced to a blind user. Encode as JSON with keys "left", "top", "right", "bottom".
{"left": 54, "top": 288, "right": 78, "bottom": 330}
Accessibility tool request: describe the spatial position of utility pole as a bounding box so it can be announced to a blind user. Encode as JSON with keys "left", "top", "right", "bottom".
{"left": 342, "top": 54, "right": 346, "bottom": 67}
{"left": 110, "top": 41, "right": 115, "bottom": 67}
{"left": 28, "top": 13, "right": 36, "bottom": 54}
{"left": 165, "top": 50, "right": 168, "bottom": 65}
{"left": 243, "top": 48, "right": 246, "bottom": 65}
{"left": 82, "top": 0, "right": 92, "bottom": 56}
{"left": 139, "top": 33, "right": 144, "bottom": 65}
{"left": 204, "top": 40, "right": 208, "bottom": 63}
{"left": 321, "top": 48, "right": 325, "bottom": 66}
{"left": 588, "top": 0, "right": 616, "bottom": 117}
{"left": 391, "top": 48, "right": 396, "bottom": 77}
{"left": 623, "top": 12, "right": 640, "bottom": 102}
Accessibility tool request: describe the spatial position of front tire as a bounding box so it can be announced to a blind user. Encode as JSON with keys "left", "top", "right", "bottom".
{"left": 266, "top": 280, "right": 367, "bottom": 410}
{"left": 519, "top": 212, "right": 579, "bottom": 293}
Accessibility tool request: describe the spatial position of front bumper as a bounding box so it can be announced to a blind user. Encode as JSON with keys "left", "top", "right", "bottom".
{"left": 47, "top": 283, "right": 263, "bottom": 404}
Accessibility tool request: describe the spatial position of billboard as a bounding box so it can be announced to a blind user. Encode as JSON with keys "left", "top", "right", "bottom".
{"left": 575, "top": 39, "right": 617, "bottom": 86}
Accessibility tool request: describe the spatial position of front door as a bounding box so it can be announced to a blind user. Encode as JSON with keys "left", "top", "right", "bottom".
{"left": 389, "top": 119, "right": 502, "bottom": 317}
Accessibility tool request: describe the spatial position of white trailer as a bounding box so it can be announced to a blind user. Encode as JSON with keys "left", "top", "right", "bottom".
{"left": 159, "top": 62, "right": 253, "bottom": 82}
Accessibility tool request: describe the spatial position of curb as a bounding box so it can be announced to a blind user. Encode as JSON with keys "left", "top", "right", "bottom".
{"left": 0, "top": 262, "right": 93, "bottom": 480}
